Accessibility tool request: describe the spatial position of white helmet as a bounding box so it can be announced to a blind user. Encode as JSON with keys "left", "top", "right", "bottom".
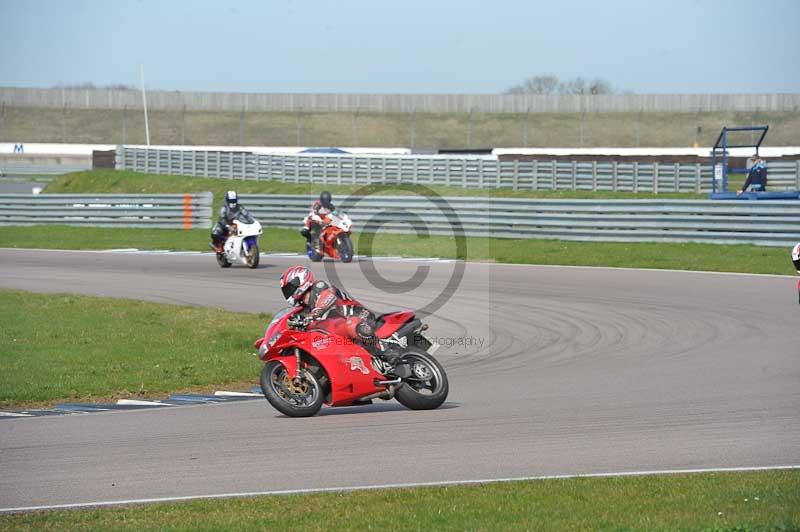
{"left": 225, "top": 190, "right": 238, "bottom": 209}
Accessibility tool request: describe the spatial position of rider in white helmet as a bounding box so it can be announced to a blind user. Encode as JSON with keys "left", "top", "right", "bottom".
{"left": 210, "top": 190, "right": 247, "bottom": 253}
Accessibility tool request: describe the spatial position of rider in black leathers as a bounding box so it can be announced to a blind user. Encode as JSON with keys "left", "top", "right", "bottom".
{"left": 211, "top": 190, "right": 246, "bottom": 252}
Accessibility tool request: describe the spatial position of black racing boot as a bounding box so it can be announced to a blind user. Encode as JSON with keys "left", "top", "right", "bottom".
{"left": 360, "top": 336, "right": 401, "bottom": 366}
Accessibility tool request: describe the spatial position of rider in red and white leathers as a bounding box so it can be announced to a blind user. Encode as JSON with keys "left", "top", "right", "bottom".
{"left": 300, "top": 191, "right": 335, "bottom": 251}
{"left": 279, "top": 265, "right": 400, "bottom": 363}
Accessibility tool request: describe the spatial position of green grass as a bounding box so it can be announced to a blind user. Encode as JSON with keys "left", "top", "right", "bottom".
{"left": 0, "top": 289, "right": 266, "bottom": 407}
{"left": 3, "top": 106, "right": 800, "bottom": 148}
{"left": 0, "top": 225, "right": 794, "bottom": 276}
{"left": 1, "top": 470, "right": 797, "bottom": 531}
{"left": 45, "top": 169, "right": 706, "bottom": 200}
{"left": 0, "top": 170, "right": 792, "bottom": 275}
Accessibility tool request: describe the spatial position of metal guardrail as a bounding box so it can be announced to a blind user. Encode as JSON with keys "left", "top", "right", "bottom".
{"left": 117, "top": 146, "right": 800, "bottom": 193}
{"left": 0, "top": 191, "right": 796, "bottom": 246}
{"left": 240, "top": 194, "right": 800, "bottom": 247}
{"left": 0, "top": 193, "right": 213, "bottom": 229}
{"left": 4, "top": 87, "right": 799, "bottom": 113}
{"left": 0, "top": 164, "right": 92, "bottom": 176}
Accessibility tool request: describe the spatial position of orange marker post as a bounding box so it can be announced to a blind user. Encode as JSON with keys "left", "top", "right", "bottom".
{"left": 183, "top": 194, "right": 192, "bottom": 230}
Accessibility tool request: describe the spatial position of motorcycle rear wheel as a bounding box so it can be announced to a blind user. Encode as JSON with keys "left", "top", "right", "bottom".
{"left": 337, "top": 235, "right": 354, "bottom": 263}
{"left": 260, "top": 360, "right": 323, "bottom": 417}
{"left": 245, "top": 243, "right": 260, "bottom": 269}
{"left": 216, "top": 252, "right": 232, "bottom": 268}
{"left": 394, "top": 348, "right": 449, "bottom": 410}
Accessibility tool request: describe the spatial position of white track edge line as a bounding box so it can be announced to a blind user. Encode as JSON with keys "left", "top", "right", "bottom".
{"left": 2, "top": 464, "right": 797, "bottom": 514}
{"left": 1, "top": 248, "right": 795, "bottom": 278}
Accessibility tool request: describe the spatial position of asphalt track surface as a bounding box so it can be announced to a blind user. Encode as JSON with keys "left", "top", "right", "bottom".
{"left": 1, "top": 249, "right": 799, "bottom": 511}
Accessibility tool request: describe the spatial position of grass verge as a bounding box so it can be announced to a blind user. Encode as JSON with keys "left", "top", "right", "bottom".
{"left": 5, "top": 105, "right": 800, "bottom": 148}
{"left": 0, "top": 470, "right": 797, "bottom": 530}
{"left": 0, "top": 225, "right": 795, "bottom": 275}
{"left": 45, "top": 169, "right": 706, "bottom": 200}
{"left": 0, "top": 289, "right": 266, "bottom": 408}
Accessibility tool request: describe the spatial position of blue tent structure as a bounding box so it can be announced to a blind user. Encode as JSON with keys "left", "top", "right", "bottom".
{"left": 709, "top": 125, "right": 800, "bottom": 200}
{"left": 299, "top": 147, "right": 350, "bottom": 154}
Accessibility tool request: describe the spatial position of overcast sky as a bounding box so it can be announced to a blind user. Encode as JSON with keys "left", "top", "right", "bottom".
{"left": 1, "top": 0, "right": 798, "bottom": 94}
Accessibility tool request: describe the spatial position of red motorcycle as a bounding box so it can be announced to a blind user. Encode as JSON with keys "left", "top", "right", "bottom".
{"left": 306, "top": 211, "right": 354, "bottom": 263}
{"left": 253, "top": 307, "right": 448, "bottom": 417}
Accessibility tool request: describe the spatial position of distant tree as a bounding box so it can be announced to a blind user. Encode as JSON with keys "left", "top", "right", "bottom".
{"left": 505, "top": 75, "right": 619, "bottom": 95}
{"left": 558, "top": 77, "right": 614, "bottom": 95}
{"left": 504, "top": 75, "right": 560, "bottom": 95}
{"left": 51, "top": 82, "right": 134, "bottom": 90}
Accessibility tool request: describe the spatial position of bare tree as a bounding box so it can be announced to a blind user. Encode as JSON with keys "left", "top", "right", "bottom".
{"left": 504, "top": 75, "right": 560, "bottom": 95}
{"left": 506, "top": 75, "right": 617, "bottom": 95}
{"left": 51, "top": 82, "right": 135, "bottom": 90}
{"left": 558, "top": 77, "right": 613, "bottom": 95}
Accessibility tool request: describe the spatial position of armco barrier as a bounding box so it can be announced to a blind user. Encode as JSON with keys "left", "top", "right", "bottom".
{"left": 240, "top": 195, "right": 800, "bottom": 247}
{"left": 0, "top": 193, "right": 213, "bottom": 229}
{"left": 116, "top": 146, "right": 800, "bottom": 193}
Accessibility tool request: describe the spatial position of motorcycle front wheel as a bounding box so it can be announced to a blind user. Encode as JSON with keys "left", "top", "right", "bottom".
{"left": 337, "top": 235, "right": 354, "bottom": 263}
{"left": 394, "top": 348, "right": 449, "bottom": 410}
{"left": 216, "top": 252, "right": 232, "bottom": 268}
{"left": 245, "top": 243, "right": 260, "bottom": 269}
{"left": 260, "top": 360, "right": 323, "bottom": 417}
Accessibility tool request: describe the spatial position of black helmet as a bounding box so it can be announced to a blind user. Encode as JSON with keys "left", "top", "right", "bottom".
{"left": 225, "top": 190, "right": 238, "bottom": 209}
{"left": 320, "top": 191, "right": 333, "bottom": 209}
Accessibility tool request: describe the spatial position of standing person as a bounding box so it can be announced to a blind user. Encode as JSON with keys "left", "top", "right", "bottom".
{"left": 300, "top": 191, "right": 336, "bottom": 252}
{"left": 738, "top": 154, "right": 768, "bottom": 195}
{"left": 792, "top": 243, "right": 800, "bottom": 304}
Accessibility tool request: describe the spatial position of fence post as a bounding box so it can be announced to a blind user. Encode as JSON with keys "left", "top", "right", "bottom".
{"left": 156, "top": 149, "right": 161, "bottom": 175}
{"left": 572, "top": 160, "right": 577, "bottom": 190}
{"left": 532, "top": 160, "right": 539, "bottom": 190}
{"left": 253, "top": 154, "right": 260, "bottom": 181}
{"left": 633, "top": 162, "right": 639, "bottom": 193}
{"left": 612, "top": 161, "right": 618, "bottom": 191}
{"left": 204, "top": 151, "right": 209, "bottom": 178}
{"left": 653, "top": 162, "right": 659, "bottom": 194}
{"left": 337, "top": 157, "right": 342, "bottom": 184}
{"left": 592, "top": 161, "right": 597, "bottom": 191}
{"left": 512, "top": 160, "right": 519, "bottom": 191}
{"left": 241, "top": 152, "right": 246, "bottom": 180}
{"left": 322, "top": 156, "right": 328, "bottom": 184}
{"left": 796, "top": 160, "right": 800, "bottom": 190}
{"left": 479, "top": 160, "right": 484, "bottom": 188}
{"left": 179, "top": 149, "right": 185, "bottom": 176}
{"left": 413, "top": 158, "right": 418, "bottom": 185}
{"left": 674, "top": 162, "right": 680, "bottom": 192}
{"left": 695, "top": 164, "right": 701, "bottom": 193}
{"left": 552, "top": 160, "right": 557, "bottom": 190}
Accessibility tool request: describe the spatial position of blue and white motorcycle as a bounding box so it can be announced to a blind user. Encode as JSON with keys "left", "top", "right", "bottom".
{"left": 216, "top": 210, "right": 263, "bottom": 269}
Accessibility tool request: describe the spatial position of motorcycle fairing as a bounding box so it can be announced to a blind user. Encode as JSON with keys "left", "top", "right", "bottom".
{"left": 268, "top": 328, "right": 387, "bottom": 406}
{"left": 375, "top": 311, "right": 416, "bottom": 338}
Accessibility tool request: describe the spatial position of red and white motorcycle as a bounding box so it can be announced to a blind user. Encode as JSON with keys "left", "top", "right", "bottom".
{"left": 305, "top": 210, "right": 355, "bottom": 263}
